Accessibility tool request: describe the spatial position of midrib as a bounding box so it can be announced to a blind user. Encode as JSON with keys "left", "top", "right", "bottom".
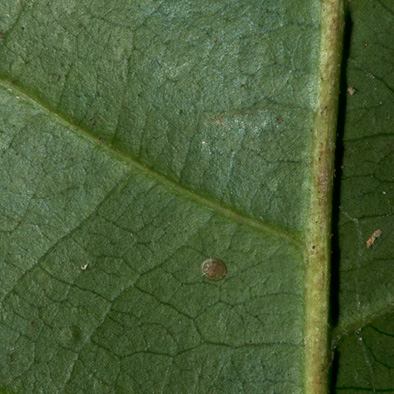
{"left": 1, "top": 4, "right": 347, "bottom": 388}
{"left": 303, "top": 0, "right": 345, "bottom": 393}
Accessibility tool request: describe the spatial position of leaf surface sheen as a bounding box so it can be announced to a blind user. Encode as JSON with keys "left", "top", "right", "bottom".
{"left": 0, "top": 1, "right": 321, "bottom": 392}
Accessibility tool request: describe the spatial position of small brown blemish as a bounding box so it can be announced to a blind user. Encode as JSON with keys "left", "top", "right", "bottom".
{"left": 30, "top": 321, "right": 35, "bottom": 330}
{"left": 210, "top": 113, "right": 223, "bottom": 126}
{"left": 347, "top": 86, "right": 357, "bottom": 95}
{"left": 366, "top": 229, "right": 382, "bottom": 248}
{"left": 241, "top": 84, "right": 245, "bottom": 88}
{"left": 98, "top": 137, "right": 104, "bottom": 142}
{"left": 276, "top": 118, "right": 283, "bottom": 124}
{"left": 57, "top": 75, "right": 61, "bottom": 81}
{"left": 201, "top": 258, "right": 227, "bottom": 281}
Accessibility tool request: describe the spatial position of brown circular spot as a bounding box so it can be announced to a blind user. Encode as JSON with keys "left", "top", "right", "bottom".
{"left": 201, "top": 259, "right": 227, "bottom": 281}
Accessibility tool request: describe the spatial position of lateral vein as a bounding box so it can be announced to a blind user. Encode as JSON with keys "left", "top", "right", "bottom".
{"left": 0, "top": 78, "right": 302, "bottom": 249}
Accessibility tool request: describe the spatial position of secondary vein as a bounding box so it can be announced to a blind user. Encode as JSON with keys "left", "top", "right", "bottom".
{"left": 0, "top": 78, "right": 303, "bottom": 250}
{"left": 331, "top": 303, "right": 394, "bottom": 348}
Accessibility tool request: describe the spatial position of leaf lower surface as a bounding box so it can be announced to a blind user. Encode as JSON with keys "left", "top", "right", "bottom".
{"left": 0, "top": 1, "right": 322, "bottom": 393}
{"left": 1, "top": 0, "right": 393, "bottom": 393}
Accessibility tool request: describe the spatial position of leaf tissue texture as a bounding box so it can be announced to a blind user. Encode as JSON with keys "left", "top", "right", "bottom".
{"left": 333, "top": 0, "right": 394, "bottom": 392}
{"left": 0, "top": 1, "right": 336, "bottom": 393}
{"left": 336, "top": 0, "right": 394, "bottom": 331}
{"left": 0, "top": 0, "right": 320, "bottom": 233}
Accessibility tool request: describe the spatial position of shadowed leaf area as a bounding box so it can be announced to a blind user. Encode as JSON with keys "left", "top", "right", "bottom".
{"left": 0, "top": 0, "right": 392, "bottom": 393}
{"left": 332, "top": 0, "right": 394, "bottom": 392}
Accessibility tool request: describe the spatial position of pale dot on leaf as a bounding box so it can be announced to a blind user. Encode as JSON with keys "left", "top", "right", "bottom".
{"left": 201, "top": 258, "right": 227, "bottom": 281}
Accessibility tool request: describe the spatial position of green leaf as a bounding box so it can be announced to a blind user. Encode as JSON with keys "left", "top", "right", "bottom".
{"left": 0, "top": 0, "right": 391, "bottom": 393}
{"left": 332, "top": 0, "right": 394, "bottom": 391}
{"left": 334, "top": 313, "right": 394, "bottom": 392}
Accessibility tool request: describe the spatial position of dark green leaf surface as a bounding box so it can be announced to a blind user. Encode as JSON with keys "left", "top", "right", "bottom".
{"left": 335, "top": 312, "right": 394, "bottom": 393}
{"left": 334, "top": 0, "right": 394, "bottom": 391}
{"left": 0, "top": 1, "right": 321, "bottom": 393}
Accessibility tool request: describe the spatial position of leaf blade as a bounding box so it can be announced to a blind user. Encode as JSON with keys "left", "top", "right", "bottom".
{"left": 333, "top": 0, "right": 394, "bottom": 391}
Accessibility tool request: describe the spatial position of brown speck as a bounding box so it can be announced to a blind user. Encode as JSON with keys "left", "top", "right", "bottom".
{"left": 98, "top": 137, "right": 104, "bottom": 142}
{"left": 214, "top": 38, "right": 217, "bottom": 43}
{"left": 312, "top": 245, "right": 315, "bottom": 250}
{"left": 347, "top": 86, "right": 357, "bottom": 95}
{"left": 52, "top": 249, "right": 56, "bottom": 253}
{"left": 276, "top": 118, "right": 283, "bottom": 124}
{"left": 30, "top": 321, "right": 35, "bottom": 330}
{"left": 21, "top": 27, "right": 25, "bottom": 30}
{"left": 57, "top": 75, "right": 60, "bottom": 81}
{"left": 366, "top": 229, "right": 382, "bottom": 248}
{"left": 201, "top": 258, "right": 227, "bottom": 281}
{"left": 210, "top": 113, "right": 223, "bottom": 126}
{"left": 69, "top": 157, "right": 73, "bottom": 161}
{"left": 215, "top": 114, "right": 223, "bottom": 126}
{"left": 241, "top": 84, "right": 245, "bottom": 88}
{"left": 0, "top": 32, "right": 3, "bottom": 39}
{"left": 78, "top": 22, "right": 84, "bottom": 28}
